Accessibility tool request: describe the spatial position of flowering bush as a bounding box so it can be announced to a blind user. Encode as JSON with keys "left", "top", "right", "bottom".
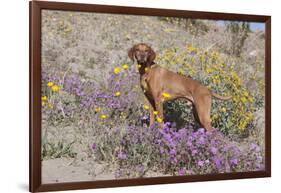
{"left": 156, "top": 44, "right": 264, "bottom": 135}
{"left": 93, "top": 123, "right": 264, "bottom": 178}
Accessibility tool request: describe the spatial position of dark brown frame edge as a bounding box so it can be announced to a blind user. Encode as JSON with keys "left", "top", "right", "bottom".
{"left": 29, "top": 1, "right": 271, "bottom": 192}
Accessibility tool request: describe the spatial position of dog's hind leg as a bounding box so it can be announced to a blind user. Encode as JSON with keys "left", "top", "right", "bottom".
{"left": 192, "top": 104, "right": 200, "bottom": 126}
{"left": 194, "top": 95, "right": 214, "bottom": 132}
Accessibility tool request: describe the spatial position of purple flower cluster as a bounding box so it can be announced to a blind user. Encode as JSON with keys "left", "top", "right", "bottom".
{"left": 95, "top": 123, "right": 264, "bottom": 178}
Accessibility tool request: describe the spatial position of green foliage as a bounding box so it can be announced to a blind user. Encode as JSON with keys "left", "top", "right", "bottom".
{"left": 42, "top": 140, "right": 77, "bottom": 160}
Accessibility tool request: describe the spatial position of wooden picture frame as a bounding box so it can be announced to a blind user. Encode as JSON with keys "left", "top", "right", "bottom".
{"left": 30, "top": 1, "right": 271, "bottom": 192}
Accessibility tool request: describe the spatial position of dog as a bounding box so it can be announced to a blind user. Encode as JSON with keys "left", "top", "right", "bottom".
{"left": 128, "top": 43, "right": 232, "bottom": 131}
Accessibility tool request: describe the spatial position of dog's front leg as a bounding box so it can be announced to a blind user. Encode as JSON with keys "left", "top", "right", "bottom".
{"left": 144, "top": 94, "right": 156, "bottom": 127}
{"left": 149, "top": 104, "right": 155, "bottom": 127}
{"left": 155, "top": 100, "right": 164, "bottom": 128}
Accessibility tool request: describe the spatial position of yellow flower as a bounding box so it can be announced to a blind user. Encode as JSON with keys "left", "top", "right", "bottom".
{"left": 114, "top": 67, "right": 120, "bottom": 74}
{"left": 101, "top": 114, "right": 107, "bottom": 119}
{"left": 241, "top": 97, "right": 247, "bottom": 103}
{"left": 249, "top": 97, "right": 254, "bottom": 103}
{"left": 156, "top": 117, "right": 163, "bottom": 123}
{"left": 162, "top": 92, "right": 171, "bottom": 99}
{"left": 221, "top": 107, "right": 226, "bottom": 112}
{"left": 153, "top": 111, "right": 158, "bottom": 115}
{"left": 115, "top": 91, "right": 121, "bottom": 97}
{"left": 42, "top": 101, "right": 46, "bottom": 106}
{"left": 206, "top": 67, "right": 213, "bottom": 73}
{"left": 212, "top": 114, "right": 219, "bottom": 120}
{"left": 137, "top": 64, "right": 141, "bottom": 69}
{"left": 47, "top": 81, "right": 54, "bottom": 87}
{"left": 242, "top": 90, "right": 249, "bottom": 97}
{"left": 95, "top": 107, "right": 101, "bottom": 113}
{"left": 145, "top": 67, "right": 149, "bottom": 72}
{"left": 48, "top": 103, "right": 53, "bottom": 109}
{"left": 51, "top": 85, "right": 60, "bottom": 92}
{"left": 178, "top": 68, "right": 184, "bottom": 75}
{"left": 122, "top": 64, "right": 129, "bottom": 70}
{"left": 143, "top": 105, "right": 150, "bottom": 110}
{"left": 41, "top": 96, "right": 47, "bottom": 101}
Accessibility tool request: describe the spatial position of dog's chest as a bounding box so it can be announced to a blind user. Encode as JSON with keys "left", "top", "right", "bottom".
{"left": 140, "top": 75, "right": 150, "bottom": 94}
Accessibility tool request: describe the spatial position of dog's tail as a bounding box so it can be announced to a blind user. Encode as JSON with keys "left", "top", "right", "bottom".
{"left": 211, "top": 92, "right": 232, "bottom": 100}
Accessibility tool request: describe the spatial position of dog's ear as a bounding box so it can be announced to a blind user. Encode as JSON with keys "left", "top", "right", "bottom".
{"left": 128, "top": 46, "right": 135, "bottom": 62}
{"left": 148, "top": 47, "right": 156, "bottom": 64}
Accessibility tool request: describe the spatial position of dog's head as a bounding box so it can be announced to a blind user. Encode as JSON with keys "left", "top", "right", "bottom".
{"left": 128, "top": 43, "right": 156, "bottom": 65}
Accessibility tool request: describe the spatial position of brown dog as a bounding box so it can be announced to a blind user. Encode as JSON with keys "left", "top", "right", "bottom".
{"left": 128, "top": 43, "right": 232, "bottom": 131}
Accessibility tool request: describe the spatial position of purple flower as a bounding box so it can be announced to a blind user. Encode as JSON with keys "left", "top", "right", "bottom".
{"left": 164, "top": 122, "right": 171, "bottom": 127}
{"left": 250, "top": 143, "right": 258, "bottom": 151}
{"left": 210, "top": 147, "right": 217, "bottom": 155}
{"left": 257, "top": 155, "right": 263, "bottom": 162}
{"left": 192, "top": 149, "right": 198, "bottom": 156}
{"left": 187, "top": 140, "right": 192, "bottom": 147}
{"left": 198, "top": 136, "right": 205, "bottom": 145}
{"left": 91, "top": 143, "right": 96, "bottom": 150}
{"left": 117, "top": 151, "right": 127, "bottom": 160}
{"left": 178, "top": 168, "right": 186, "bottom": 176}
{"left": 178, "top": 128, "right": 187, "bottom": 136}
{"left": 197, "top": 160, "right": 204, "bottom": 167}
{"left": 230, "top": 158, "right": 238, "bottom": 166}
{"left": 198, "top": 128, "right": 205, "bottom": 134}
{"left": 136, "top": 164, "right": 144, "bottom": 174}
{"left": 169, "top": 149, "right": 177, "bottom": 156}
{"left": 141, "top": 116, "right": 149, "bottom": 120}
{"left": 214, "top": 158, "right": 222, "bottom": 169}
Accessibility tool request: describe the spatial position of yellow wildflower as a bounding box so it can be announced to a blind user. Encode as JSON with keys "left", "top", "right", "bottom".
{"left": 122, "top": 64, "right": 129, "bottom": 70}
{"left": 206, "top": 67, "right": 213, "bottom": 73}
{"left": 242, "top": 90, "right": 249, "bottom": 97}
{"left": 48, "top": 103, "right": 53, "bottom": 109}
{"left": 101, "top": 114, "right": 107, "bottom": 119}
{"left": 143, "top": 105, "right": 150, "bottom": 110}
{"left": 51, "top": 85, "right": 60, "bottom": 92}
{"left": 156, "top": 117, "right": 163, "bottom": 123}
{"left": 241, "top": 97, "right": 247, "bottom": 103}
{"left": 212, "top": 114, "right": 219, "bottom": 120}
{"left": 221, "top": 107, "right": 226, "bottom": 112}
{"left": 116, "top": 91, "right": 121, "bottom": 97}
{"left": 145, "top": 67, "right": 149, "bottom": 72}
{"left": 42, "top": 101, "right": 46, "bottom": 106}
{"left": 47, "top": 81, "right": 54, "bottom": 87}
{"left": 41, "top": 96, "right": 47, "bottom": 101}
{"left": 114, "top": 67, "right": 120, "bottom": 74}
{"left": 162, "top": 92, "right": 171, "bottom": 99}
{"left": 249, "top": 96, "right": 254, "bottom": 103}
{"left": 153, "top": 111, "right": 158, "bottom": 115}
{"left": 178, "top": 68, "right": 184, "bottom": 75}
{"left": 137, "top": 64, "right": 141, "bottom": 69}
{"left": 95, "top": 107, "right": 101, "bottom": 113}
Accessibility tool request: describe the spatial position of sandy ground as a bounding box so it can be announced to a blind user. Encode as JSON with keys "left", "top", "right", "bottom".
{"left": 42, "top": 158, "right": 170, "bottom": 183}
{"left": 42, "top": 158, "right": 115, "bottom": 183}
